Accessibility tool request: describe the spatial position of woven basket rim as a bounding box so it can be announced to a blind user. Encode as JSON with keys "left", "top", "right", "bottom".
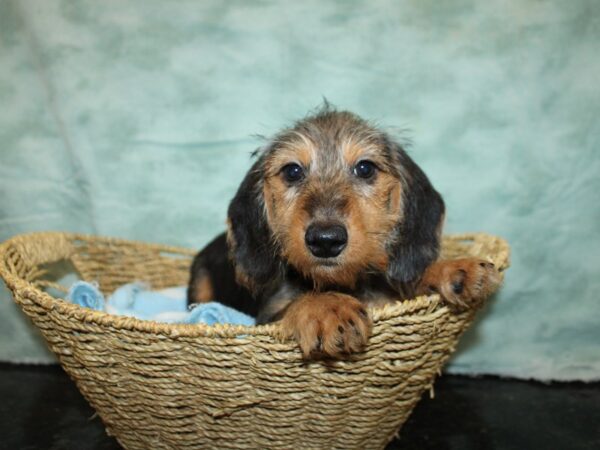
{"left": 0, "top": 230, "right": 510, "bottom": 339}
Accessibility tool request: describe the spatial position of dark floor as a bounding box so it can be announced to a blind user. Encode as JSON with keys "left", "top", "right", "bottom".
{"left": 0, "top": 364, "right": 598, "bottom": 450}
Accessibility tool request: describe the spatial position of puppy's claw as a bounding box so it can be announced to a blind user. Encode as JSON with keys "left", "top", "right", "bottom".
{"left": 452, "top": 280, "right": 464, "bottom": 295}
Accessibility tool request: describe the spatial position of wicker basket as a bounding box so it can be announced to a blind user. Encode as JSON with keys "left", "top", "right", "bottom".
{"left": 0, "top": 232, "right": 509, "bottom": 450}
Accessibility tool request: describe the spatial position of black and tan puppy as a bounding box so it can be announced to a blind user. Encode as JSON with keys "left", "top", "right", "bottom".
{"left": 188, "top": 106, "right": 500, "bottom": 358}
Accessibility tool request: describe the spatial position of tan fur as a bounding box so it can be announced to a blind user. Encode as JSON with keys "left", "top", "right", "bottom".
{"left": 189, "top": 271, "right": 214, "bottom": 303}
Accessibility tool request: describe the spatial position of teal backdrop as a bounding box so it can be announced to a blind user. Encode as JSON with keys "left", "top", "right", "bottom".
{"left": 1, "top": 0, "right": 598, "bottom": 380}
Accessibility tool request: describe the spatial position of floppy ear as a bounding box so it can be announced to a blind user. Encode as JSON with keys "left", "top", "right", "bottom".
{"left": 385, "top": 140, "right": 446, "bottom": 285}
{"left": 227, "top": 156, "right": 282, "bottom": 293}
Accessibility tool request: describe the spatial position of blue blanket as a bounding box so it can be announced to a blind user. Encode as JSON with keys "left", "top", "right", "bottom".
{"left": 66, "top": 281, "right": 255, "bottom": 326}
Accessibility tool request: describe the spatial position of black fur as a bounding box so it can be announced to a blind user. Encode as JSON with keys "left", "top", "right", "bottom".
{"left": 187, "top": 233, "right": 258, "bottom": 316}
{"left": 226, "top": 156, "right": 283, "bottom": 292}
{"left": 384, "top": 137, "right": 445, "bottom": 286}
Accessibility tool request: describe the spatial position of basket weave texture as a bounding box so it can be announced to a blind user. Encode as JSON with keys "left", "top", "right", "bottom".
{"left": 0, "top": 232, "right": 509, "bottom": 450}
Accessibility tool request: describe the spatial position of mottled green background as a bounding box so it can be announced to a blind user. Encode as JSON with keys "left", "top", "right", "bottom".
{"left": 1, "top": 0, "right": 599, "bottom": 380}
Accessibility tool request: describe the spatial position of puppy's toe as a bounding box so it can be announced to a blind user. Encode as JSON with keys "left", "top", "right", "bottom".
{"left": 296, "top": 318, "right": 322, "bottom": 357}
{"left": 339, "top": 307, "right": 370, "bottom": 354}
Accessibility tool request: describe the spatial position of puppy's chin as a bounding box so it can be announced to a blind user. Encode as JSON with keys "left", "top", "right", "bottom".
{"left": 282, "top": 243, "right": 366, "bottom": 289}
{"left": 310, "top": 258, "right": 340, "bottom": 268}
{"left": 299, "top": 255, "right": 363, "bottom": 289}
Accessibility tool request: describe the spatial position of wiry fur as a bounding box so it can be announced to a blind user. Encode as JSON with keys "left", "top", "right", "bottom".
{"left": 188, "top": 106, "right": 501, "bottom": 359}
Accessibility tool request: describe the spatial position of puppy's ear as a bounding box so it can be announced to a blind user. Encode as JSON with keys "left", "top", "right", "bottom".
{"left": 227, "top": 156, "right": 281, "bottom": 293}
{"left": 385, "top": 139, "right": 445, "bottom": 285}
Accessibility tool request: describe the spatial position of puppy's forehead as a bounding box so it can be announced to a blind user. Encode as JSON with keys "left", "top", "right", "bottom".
{"left": 270, "top": 112, "right": 386, "bottom": 172}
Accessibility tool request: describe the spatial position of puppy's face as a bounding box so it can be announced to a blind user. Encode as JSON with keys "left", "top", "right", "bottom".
{"left": 261, "top": 112, "right": 404, "bottom": 288}
{"left": 227, "top": 108, "right": 445, "bottom": 293}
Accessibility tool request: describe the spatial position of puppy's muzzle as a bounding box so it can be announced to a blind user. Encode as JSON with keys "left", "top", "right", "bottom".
{"left": 305, "top": 224, "right": 348, "bottom": 258}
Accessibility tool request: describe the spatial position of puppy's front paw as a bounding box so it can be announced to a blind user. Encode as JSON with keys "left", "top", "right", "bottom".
{"left": 421, "top": 258, "right": 502, "bottom": 311}
{"left": 279, "top": 293, "right": 371, "bottom": 359}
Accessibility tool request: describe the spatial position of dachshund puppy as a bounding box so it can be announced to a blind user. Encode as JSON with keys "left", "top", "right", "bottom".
{"left": 188, "top": 106, "right": 500, "bottom": 358}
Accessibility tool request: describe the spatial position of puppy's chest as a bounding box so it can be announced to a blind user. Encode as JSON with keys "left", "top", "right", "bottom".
{"left": 353, "top": 275, "right": 412, "bottom": 308}
{"left": 273, "top": 270, "right": 407, "bottom": 308}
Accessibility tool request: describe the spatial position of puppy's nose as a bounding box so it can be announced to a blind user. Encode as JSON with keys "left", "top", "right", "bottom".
{"left": 305, "top": 224, "right": 348, "bottom": 258}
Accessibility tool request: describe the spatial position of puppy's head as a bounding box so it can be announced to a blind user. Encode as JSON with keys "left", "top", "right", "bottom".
{"left": 227, "top": 106, "right": 445, "bottom": 292}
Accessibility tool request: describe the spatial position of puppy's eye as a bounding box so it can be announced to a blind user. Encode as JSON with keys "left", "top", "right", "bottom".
{"left": 353, "top": 160, "right": 377, "bottom": 179}
{"left": 281, "top": 163, "right": 304, "bottom": 183}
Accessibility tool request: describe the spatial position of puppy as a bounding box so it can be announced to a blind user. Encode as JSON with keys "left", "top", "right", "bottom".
{"left": 188, "top": 106, "right": 500, "bottom": 358}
